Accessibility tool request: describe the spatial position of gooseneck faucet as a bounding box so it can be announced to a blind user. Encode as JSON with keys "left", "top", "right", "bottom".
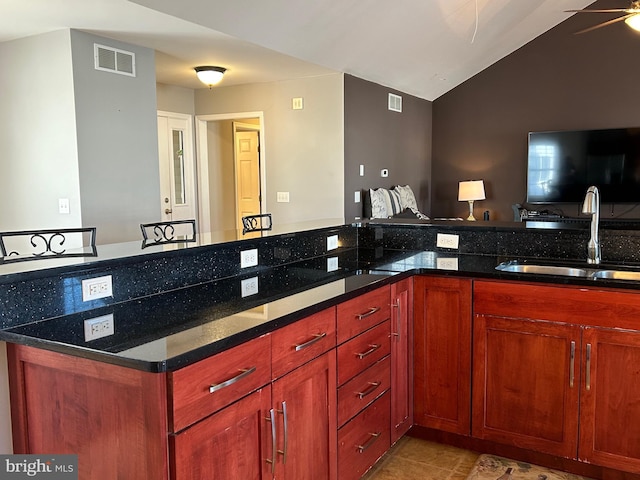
{"left": 582, "top": 186, "right": 600, "bottom": 264}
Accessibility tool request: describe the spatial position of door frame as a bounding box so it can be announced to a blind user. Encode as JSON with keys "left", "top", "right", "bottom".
{"left": 195, "top": 112, "right": 266, "bottom": 234}
{"left": 157, "top": 111, "right": 196, "bottom": 223}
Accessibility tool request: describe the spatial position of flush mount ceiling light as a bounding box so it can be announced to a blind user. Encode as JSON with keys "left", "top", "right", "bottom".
{"left": 625, "top": 13, "right": 640, "bottom": 31}
{"left": 194, "top": 66, "right": 227, "bottom": 88}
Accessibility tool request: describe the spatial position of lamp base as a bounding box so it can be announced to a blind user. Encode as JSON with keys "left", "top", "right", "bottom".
{"left": 466, "top": 200, "right": 476, "bottom": 221}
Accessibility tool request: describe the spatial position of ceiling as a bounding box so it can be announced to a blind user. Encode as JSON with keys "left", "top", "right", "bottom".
{"left": 1, "top": 0, "right": 599, "bottom": 101}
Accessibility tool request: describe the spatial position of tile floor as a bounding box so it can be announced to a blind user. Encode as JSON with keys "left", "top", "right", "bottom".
{"left": 362, "top": 436, "right": 480, "bottom": 480}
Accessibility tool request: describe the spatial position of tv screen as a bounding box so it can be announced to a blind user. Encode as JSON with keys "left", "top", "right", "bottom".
{"left": 527, "top": 127, "right": 640, "bottom": 204}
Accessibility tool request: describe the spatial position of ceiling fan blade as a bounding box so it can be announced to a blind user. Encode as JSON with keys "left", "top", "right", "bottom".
{"left": 574, "top": 13, "right": 634, "bottom": 34}
{"left": 565, "top": 9, "right": 630, "bottom": 13}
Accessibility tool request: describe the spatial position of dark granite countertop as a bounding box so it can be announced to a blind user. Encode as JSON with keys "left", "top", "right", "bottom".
{"left": 4, "top": 248, "right": 640, "bottom": 373}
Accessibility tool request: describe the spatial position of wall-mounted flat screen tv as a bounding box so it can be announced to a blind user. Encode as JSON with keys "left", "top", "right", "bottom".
{"left": 527, "top": 127, "right": 640, "bottom": 204}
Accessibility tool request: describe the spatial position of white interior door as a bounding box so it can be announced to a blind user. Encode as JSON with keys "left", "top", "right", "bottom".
{"left": 157, "top": 112, "right": 196, "bottom": 224}
{"left": 234, "top": 123, "right": 261, "bottom": 231}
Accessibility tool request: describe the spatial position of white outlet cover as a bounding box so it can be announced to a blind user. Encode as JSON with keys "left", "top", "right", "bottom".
{"left": 327, "top": 257, "right": 339, "bottom": 272}
{"left": 436, "top": 257, "right": 459, "bottom": 271}
{"left": 241, "top": 277, "right": 259, "bottom": 297}
{"left": 240, "top": 249, "right": 259, "bottom": 268}
{"left": 326, "top": 235, "right": 339, "bottom": 251}
{"left": 84, "top": 314, "right": 115, "bottom": 341}
{"left": 81, "top": 275, "right": 113, "bottom": 302}
{"left": 436, "top": 233, "right": 460, "bottom": 249}
{"left": 354, "top": 191, "right": 361, "bottom": 203}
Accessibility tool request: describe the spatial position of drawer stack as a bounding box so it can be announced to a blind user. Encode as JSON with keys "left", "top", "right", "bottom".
{"left": 336, "top": 286, "right": 391, "bottom": 480}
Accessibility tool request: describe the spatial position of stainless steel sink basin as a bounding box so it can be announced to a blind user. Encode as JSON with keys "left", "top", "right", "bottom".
{"left": 591, "top": 270, "right": 640, "bottom": 281}
{"left": 496, "top": 260, "right": 640, "bottom": 281}
{"left": 496, "top": 262, "right": 589, "bottom": 277}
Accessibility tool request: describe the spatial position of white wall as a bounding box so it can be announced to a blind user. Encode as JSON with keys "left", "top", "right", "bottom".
{"left": 0, "top": 30, "right": 81, "bottom": 232}
{"left": 195, "top": 74, "right": 345, "bottom": 225}
{"left": 156, "top": 83, "right": 195, "bottom": 115}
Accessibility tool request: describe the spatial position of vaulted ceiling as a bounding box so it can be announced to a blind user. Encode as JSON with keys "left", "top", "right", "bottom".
{"left": 1, "top": 0, "right": 601, "bottom": 100}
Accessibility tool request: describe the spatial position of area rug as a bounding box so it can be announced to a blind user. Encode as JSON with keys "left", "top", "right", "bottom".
{"left": 466, "top": 454, "right": 593, "bottom": 480}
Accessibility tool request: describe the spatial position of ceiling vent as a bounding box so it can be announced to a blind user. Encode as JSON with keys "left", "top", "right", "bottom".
{"left": 388, "top": 93, "right": 402, "bottom": 113}
{"left": 94, "top": 44, "right": 136, "bottom": 77}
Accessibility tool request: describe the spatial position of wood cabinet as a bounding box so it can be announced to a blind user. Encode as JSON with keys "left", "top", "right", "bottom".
{"left": 336, "top": 285, "right": 391, "bottom": 480}
{"left": 473, "top": 280, "right": 640, "bottom": 473}
{"left": 390, "top": 277, "right": 413, "bottom": 444}
{"left": 413, "top": 276, "right": 472, "bottom": 435}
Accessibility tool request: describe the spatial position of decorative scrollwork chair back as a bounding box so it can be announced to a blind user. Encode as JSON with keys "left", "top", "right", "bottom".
{"left": 242, "top": 213, "right": 273, "bottom": 235}
{"left": 140, "top": 219, "right": 197, "bottom": 248}
{"left": 0, "top": 227, "right": 97, "bottom": 263}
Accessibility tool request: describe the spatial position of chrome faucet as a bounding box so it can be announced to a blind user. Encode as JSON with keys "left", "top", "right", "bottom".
{"left": 582, "top": 186, "right": 600, "bottom": 264}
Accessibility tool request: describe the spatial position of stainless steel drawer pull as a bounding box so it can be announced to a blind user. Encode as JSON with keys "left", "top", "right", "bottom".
{"left": 209, "top": 366, "right": 256, "bottom": 394}
{"left": 357, "top": 432, "right": 381, "bottom": 453}
{"left": 356, "top": 344, "right": 381, "bottom": 359}
{"left": 277, "top": 401, "right": 288, "bottom": 464}
{"left": 294, "top": 332, "right": 327, "bottom": 352}
{"left": 356, "top": 307, "right": 380, "bottom": 320}
{"left": 357, "top": 381, "right": 382, "bottom": 399}
{"left": 569, "top": 340, "right": 576, "bottom": 388}
{"left": 586, "top": 343, "right": 592, "bottom": 391}
{"left": 265, "top": 409, "right": 276, "bottom": 474}
{"left": 392, "top": 301, "right": 401, "bottom": 339}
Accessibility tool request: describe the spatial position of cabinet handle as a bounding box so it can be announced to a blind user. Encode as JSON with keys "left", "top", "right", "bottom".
{"left": 391, "top": 301, "right": 401, "bottom": 339}
{"left": 569, "top": 341, "right": 576, "bottom": 388}
{"left": 294, "top": 332, "right": 327, "bottom": 351}
{"left": 586, "top": 343, "right": 592, "bottom": 391}
{"left": 277, "top": 401, "right": 288, "bottom": 464}
{"left": 265, "top": 409, "right": 276, "bottom": 473}
{"left": 357, "top": 432, "right": 381, "bottom": 453}
{"left": 356, "top": 344, "right": 381, "bottom": 359}
{"left": 356, "top": 307, "right": 380, "bottom": 320}
{"left": 209, "top": 366, "right": 256, "bottom": 394}
{"left": 357, "top": 381, "right": 382, "bottom": 399}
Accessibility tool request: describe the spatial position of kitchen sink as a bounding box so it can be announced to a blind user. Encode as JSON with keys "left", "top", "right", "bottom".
{"left": 496, "top": 261, "right": 589, "bottom": 277}
{"left": 591, "top": 270, "right": 640, "bottom": 281}
{"left": 496, "top": 260, "right": 640, "bottom": 281}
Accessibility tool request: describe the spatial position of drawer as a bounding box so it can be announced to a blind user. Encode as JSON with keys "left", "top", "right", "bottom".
{"left": 337, "top": 286, "right": 390, "bottom": 344}
{"left": 337, "top": 320, "right": 390, "bottom": 386}
{"left": 338, "top": 355, "right": 390, "bottom": 427}
{"left": 338, "top": 392, "right": 391, "bottom": 480}
{"left": 168, "top": 334, "right": 271, "bottom": 432}
{"left": 271, "top": 307, "right": 336, "bottom": 379}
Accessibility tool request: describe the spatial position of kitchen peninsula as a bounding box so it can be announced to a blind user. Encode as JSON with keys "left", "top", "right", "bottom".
{"left": 2, "top": 219, "right": 640, "bottom": 479}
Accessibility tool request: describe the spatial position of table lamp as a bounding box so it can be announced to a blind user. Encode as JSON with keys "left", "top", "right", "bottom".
{"left": 458, "top": 180, "right": 486, "bottom": 221}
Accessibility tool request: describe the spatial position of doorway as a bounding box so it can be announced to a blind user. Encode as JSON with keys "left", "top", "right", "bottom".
{"left": 195, "top": 112, "right": 265, "bottom": 234}
{"left": 157, "top": 111, "right": 197, "bottom": 226}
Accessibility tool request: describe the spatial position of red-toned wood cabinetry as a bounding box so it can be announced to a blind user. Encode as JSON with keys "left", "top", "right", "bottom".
{"left": 473, "top": 280, "right": 640, "bottom": 474}
{"left": 413, "top": 276, "right": 472, "bottom": 435}
{"left": 390, "top": 277, "right": 413, "bottom": 444}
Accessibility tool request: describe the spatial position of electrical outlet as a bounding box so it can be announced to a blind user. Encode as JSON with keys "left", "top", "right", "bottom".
{"left": 381, "top": 168, "right": 389, "bottom": 177}
{"left": 354, "top": 191, "right": 361, "bottom": 203}
{"left": 436, "top": 257, "right": 459, "bottom": 271}
{"left": 436, "top": 233, "right": 459, "bottom": 249}
{"left": 82, "top": 275, "right": 113, "bottom": 302}
{"left": 58, "top": 198, "right": 70, "bottom": 214}
{"left": 327, "top": 257, "right": 339, "bottom": 272}
{"left": 84, "top": 314, "right": 115, "bottom": 341}
{"left": 327, "top": 235, "right": 339, "bottom": 251}
{"left": 240, "top": 249, "right": 259, "bottom": 268}
{"left": 241, "top": 277, "right": 259, "bottom": 297}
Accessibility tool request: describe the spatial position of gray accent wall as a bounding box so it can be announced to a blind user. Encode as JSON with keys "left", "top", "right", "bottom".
{"left": 343, "top": 75, "right": 432, "bottom": 221}
{"left": 432, "top": 0, "right": 640, "bottom": 221}
{"left": 71, "top": 30, "right": 160, "bottom": 244}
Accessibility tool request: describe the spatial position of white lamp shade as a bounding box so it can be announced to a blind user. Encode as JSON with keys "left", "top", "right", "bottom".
{"left": 625, "top": 14, "right": 640, "bottom": 32}
{"left": 458, "top": 180, "right": 486, "bottom": 201}
{"left": 195, "top": 66, "right": 226, "bottom": 86}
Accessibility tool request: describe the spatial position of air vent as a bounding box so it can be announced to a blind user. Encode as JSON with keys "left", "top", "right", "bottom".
{"left": 388, "top": 93, "right": 402, "bottom": 113}
{"left": 94, "top": 44, "right": 136, "bottom": 77}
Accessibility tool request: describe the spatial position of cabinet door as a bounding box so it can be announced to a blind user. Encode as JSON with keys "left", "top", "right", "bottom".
{"left": 390, "top": 277, "right": 413, "bottom": 444}
{"left": 580, "top": 327, "right": 640, "bottom": 472}
{"left": 272, "top": 350, "right": 338, "bottom": 480}
{"left": 170, "top": 385, "right": 272, "bottom": 480}
{"left": 472, "top": 315, "right": 581, "bottom": 459}
{"left": 413, "top": 276, "right": 471, "bottom": 435}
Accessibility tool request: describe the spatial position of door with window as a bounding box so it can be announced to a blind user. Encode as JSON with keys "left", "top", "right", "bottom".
{"left": 157, "top": 112, "right": 197, "bottom": 225}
